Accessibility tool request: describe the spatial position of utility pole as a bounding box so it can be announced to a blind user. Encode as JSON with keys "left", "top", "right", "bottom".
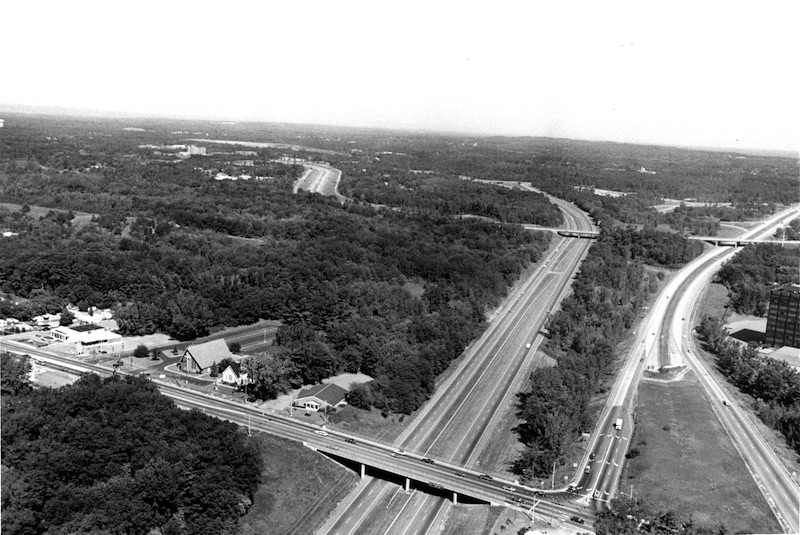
{"left": 551, "top": 461, "right": 556, "bottom": 490}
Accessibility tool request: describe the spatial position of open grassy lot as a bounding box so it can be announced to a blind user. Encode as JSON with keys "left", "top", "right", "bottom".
{"left": 621, "top": 373, "right": 780, "bottom": 534}
{"left": 237, "top": 433, "right": 358, "bottom": 535}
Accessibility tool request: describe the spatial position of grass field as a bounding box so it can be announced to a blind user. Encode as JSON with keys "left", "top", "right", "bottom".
{"left": 621, "top": 373, "right": 780, "bottom": 534}
{"left": 237, "top": 433, "right": 358, "bottom": 535}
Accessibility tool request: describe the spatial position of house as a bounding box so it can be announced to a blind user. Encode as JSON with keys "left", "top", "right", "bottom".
{"left": 221, "top": 361, "right": 248, "bottom": 386}
{"left": 32, "top": 313, "right": 61, "bottom": 329}
{"left": 179, "top": 339, "right": 234, "bottom": 374}
{"left": 293, "top": 383, "right": 349, "bottom": 412}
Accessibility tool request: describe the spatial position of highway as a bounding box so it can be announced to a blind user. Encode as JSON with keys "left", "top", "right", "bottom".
{"left": 315, "top": 190, "right": 597, "bottom": 534}
{"left": 579, "top": 204, "right": 800, "bottom": 529}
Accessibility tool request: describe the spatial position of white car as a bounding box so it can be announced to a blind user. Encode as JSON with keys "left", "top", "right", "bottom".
{"left": 314, "top": 430, "right": 328, "bottom": 436}
{"left": 525, "top": 343, "right": 531, "bottom": 349}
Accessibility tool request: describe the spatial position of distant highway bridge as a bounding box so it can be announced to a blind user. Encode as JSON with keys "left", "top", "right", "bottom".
{"left": 523, "top": 225, "right": 799, "bottom": 247}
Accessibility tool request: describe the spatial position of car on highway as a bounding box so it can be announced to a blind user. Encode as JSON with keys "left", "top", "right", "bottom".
{"left": 479, "top": 474, "right": 493, "bottom": 481}
{"left": 722, "top": 400, "right": 730, "bottom": 406}
{"left": 584, "top": 465, "right": 591, "bottom": 474}
{"left": 421, "top": 458, "right": 435, "bottom": 464}
{"left": 525, "top": 343, "right": 531, "bottom": 349}
{"left": 502, "top": 485, "right": 516, "bottom": 492}
{"left": 594, "top": 490, "right": 602, "bottom": 499}
{"left": 345, "top": 438, "right": 357, "bottom": 444}
{"left": 589, "top": 452, "right": 596, "bottom": 460}
{"left": 570, "top": 516, "right": 586, "bottom": 524}
{"left": 314, "top": 430, "right": 328, "bottom": 436}
{"left": 393, "top": 449, "right": 406, "bottom": 456}
{"left": 456, "top": 472, "right": 466, "bottom": 478}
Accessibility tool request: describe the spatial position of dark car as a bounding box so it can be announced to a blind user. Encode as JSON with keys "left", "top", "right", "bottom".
{"left": 345, "top": 438, "right": 357, "bottom": 444}
{"left": 589, "top": 452, "right": 596, "bottom": 460}
{"left": 421, "top": 458, "right": 435, "bottom": 464}
{"left": 479, "top": 474, "right": 493, "bottom": 481}
{"left": 571, "top": 516, "right": 585, "bottom": 524}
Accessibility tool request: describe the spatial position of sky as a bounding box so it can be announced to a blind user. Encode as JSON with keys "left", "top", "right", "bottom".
{"left": 2, "top": 1, "right": 798, "bottom": 152}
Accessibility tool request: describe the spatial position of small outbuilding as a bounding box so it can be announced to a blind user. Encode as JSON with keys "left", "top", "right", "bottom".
{"left": 293, "top": 383, "right": 348, "bottom": 412}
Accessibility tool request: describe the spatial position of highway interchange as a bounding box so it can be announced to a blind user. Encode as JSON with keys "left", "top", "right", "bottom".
{"left": 6, "top": 163, "right": 800, "bottom": 534}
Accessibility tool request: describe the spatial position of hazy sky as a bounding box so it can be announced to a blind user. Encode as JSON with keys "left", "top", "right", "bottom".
{"left": 2, "top": 1, "right": 798, "bottom": 152}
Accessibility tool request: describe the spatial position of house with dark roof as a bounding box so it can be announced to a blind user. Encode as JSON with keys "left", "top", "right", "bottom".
{"left": 179, "top": 339, "right": 233, "bottom": 374}
{"left": 293, "top": 383, "right": 348, "bottom": 412}
{"left": 221, "top": 361, "right": 248, "bottom": 386}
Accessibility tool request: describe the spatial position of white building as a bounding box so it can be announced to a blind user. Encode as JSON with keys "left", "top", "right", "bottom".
{"left": 51, "top": 324, "right": 122, "bottom": 354}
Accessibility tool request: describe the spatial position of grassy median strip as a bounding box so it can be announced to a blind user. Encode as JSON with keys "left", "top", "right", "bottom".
{"left": 622, "top": 372, "right": 780, "bottom": 534}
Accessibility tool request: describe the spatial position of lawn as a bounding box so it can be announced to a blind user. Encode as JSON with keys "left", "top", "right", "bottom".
{"left": 237, "top": 433, "right": 359, "bottom": 535}
{"left": 621, "top": 373, "right": 780, "bottom": 534}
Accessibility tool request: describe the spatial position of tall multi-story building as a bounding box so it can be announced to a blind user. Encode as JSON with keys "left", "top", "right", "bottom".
{"left": 765, "top": 283, "right": 800, "bottom": 348}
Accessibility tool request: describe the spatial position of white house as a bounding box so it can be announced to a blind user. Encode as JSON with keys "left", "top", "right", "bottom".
{"left": 221, "top": 361, "right": 248, "bottom": 386}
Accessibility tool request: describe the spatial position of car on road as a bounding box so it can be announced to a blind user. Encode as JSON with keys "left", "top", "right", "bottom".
{"left": 456, "top": 472, "right": 466, "bottom": 478}
{"left": 479, "top": 474, "right": 493, "bottom": 481}
{"left": 570, "top": 516, "right": 586, "bottom": 524}
{"left": 525, "top": 343, "right": 531, "bottom": 349}
{"left": 593, "top": 490, "right": 602, "bottom": 499}
{"left": 393, "top": 449, "right": 406, "bottom": 456}
{"left": 345, "top": 438, "right": 357, "bottom": 444}
{"left": 421, "top": 458, "right": 435, "bottom": 464}
{"left": 584, "top": 465, "right": 591, "bottom": 474}
{"left": 502, "top": 485, "right": 516, "bottom": 492}
{"left": 314, "top": 430, "right": 328, "bottom": 436}
{"left": 589, "top": 452, "right": 596, "bottom": 460}
{"left": 722, "top": 400, "right": 730, "bottom": 406}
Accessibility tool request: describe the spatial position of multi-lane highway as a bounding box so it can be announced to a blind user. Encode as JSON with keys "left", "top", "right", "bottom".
{"left": 315, "top": 190, "right": 597, "bottom": 534}
{"left": 580, "top": 204, "right": 800, "bottom": 528}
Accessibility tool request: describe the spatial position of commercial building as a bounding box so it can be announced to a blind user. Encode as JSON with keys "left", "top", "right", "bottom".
{"left": 50, "top": 324, "right": 123, "bottom": 354}
{"left": 765, "top": 283, "right": 800, "bottom": 349}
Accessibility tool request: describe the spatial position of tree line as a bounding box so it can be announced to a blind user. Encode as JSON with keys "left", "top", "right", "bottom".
{"left": 698, "top": 316, "right": 800, "bottom": 456}
{"left": 512, "top": 228, "right": 702, "bottom": 479}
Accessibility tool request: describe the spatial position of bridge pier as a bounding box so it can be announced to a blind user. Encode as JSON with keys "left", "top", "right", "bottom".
{"left": 360, "top": 464, "right": 365, "bottom": 479}
{"left": 405, "top": 477, "right": 410, "bottom": 491}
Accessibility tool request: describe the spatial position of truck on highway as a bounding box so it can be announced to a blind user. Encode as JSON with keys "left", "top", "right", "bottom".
{"left": 613, "top": 418, "right": 623, "bottom": 430}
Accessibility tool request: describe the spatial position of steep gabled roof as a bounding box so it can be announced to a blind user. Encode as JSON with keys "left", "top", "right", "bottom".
{"left": 296, "top": 383, "right": 348, "bottom": 406}
{"left": 184, "top": 339, "right": 233, "bottom": 370}
{"left": 225, "top": 361, "right": 243, "bottom": 376}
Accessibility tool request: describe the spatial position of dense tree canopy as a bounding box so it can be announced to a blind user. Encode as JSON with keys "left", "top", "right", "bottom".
{"left": 1, "top": 374, "right": 262, "bottom": 535}
{"left": 715, "top": 243, "right": 800, "bottom": 316}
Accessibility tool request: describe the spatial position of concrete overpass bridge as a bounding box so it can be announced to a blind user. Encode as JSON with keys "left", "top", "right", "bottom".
{"left": 524, "top": 225, "right": 799, "bottom": 247}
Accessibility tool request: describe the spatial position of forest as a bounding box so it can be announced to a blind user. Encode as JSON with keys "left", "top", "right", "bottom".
{"left": 0, "top": 116, "right": 551, "bottom": 413}
{"left": 714, "top": 243, "right": 800, "bottom": 316}
{"left": 0, "top": 354, "right": 262, "bottom": 535}
{"left": 512, "top": 228, "right": 703, "bottom": 478}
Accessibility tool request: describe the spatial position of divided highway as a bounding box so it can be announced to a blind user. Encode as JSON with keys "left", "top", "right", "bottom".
{"left": 316, "top": 190, "right": 597, "bottom": 535}
{"left": 578, "top": 204, "right": 800, "bottom": 530}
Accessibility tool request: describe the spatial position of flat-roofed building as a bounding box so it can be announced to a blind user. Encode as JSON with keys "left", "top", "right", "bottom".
{"left": 51, "top": 324, "right": 123, "bottom": 354}
{"left": 766, "top": 283, "right": 800, "bottom": 349}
